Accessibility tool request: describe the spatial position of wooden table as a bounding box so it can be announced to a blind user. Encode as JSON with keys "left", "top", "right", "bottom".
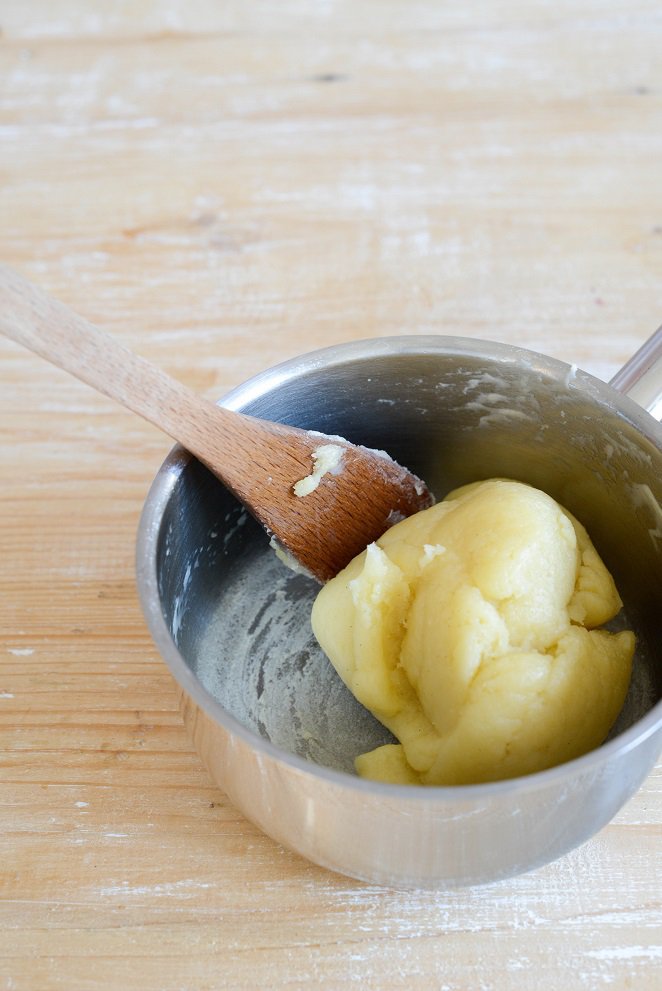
{"left": 1, "top": 3, "right": 661, "bottom": 988}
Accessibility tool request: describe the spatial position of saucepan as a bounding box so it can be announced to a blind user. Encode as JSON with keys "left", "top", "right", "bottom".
{"left": 136, "top": 333, "right": 662, "bottom": 888}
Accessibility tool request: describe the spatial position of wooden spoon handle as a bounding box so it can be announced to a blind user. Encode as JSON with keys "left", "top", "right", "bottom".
{"left": 0, "top": 263, "right": 324, "bottom": 549}
{"left": 0, "top": 263, "right": 310, "bottom": 506}
{"left": 0, "top": 263, "right": 235, "bottom": 453}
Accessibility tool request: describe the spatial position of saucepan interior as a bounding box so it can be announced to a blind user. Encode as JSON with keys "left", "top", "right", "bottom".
{"left": 138, "top": 336, "right": 662, "bottom": 884}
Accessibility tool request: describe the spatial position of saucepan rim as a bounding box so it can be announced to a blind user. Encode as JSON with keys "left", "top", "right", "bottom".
{"left": 136, "top": 334, "right": 662, "bottom": 801}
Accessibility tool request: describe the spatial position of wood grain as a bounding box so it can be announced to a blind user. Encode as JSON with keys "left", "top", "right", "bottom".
{"left": 1, "top": 2, "right": 661, "bottom": 989}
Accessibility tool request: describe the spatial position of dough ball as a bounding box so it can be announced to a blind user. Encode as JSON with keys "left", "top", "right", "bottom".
{"left": 311, "top": 479, "right": 634, "bottom": 785}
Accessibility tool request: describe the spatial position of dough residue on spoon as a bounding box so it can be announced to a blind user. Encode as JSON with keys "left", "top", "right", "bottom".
{"left": 293, "top": 443, "right": 345, "bottom": 497}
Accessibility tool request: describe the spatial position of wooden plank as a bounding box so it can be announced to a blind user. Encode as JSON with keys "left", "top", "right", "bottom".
{"left": 1, "top": 1, "right": 660, "bottom": 988}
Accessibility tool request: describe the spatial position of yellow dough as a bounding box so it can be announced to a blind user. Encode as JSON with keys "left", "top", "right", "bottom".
{"left": 311, "top": 479, "right": 635, "bottom": 785}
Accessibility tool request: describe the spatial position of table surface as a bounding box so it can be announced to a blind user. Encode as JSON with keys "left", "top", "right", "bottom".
{"left": 1, "top": 2, "right": 661, "bottom": 988}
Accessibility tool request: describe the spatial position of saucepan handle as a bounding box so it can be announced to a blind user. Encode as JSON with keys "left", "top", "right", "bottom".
{"left": 610, "top": 325, "right": 662, "bottom": 422}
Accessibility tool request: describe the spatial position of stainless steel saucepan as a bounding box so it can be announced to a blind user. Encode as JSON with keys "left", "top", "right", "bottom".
{"left": 137, "top": 333, "right": 662, "bottom": 888}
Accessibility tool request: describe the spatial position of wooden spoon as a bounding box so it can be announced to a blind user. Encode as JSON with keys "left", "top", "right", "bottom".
{"left": 0, "top": 265, "right": 432, "bottom": 582}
